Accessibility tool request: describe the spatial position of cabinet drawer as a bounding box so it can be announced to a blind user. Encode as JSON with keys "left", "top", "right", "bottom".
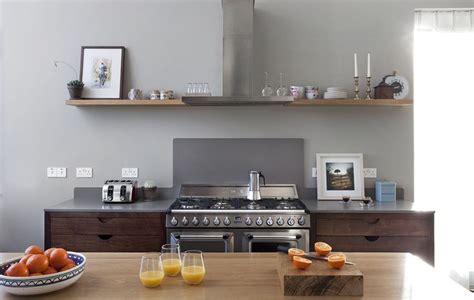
{"left": 315, "top": 214, "right": 432, "bottom": 237}
{"left": 50, "top": 234, "right": 163, "bottom": 252}
{"left": 50, "top": 216, "right": 163, "bottom": 235}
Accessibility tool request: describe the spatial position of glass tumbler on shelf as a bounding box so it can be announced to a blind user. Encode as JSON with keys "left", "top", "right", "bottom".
{"left": 186, "top": 83, "right": 193, "bottom": 95}
{"left": 139, "top": 253, "right": 164, "bottom": 288}
{"left": 261, "top": 72, "right": 274, "bottom": 96}
{"left": 161, "top": 244, "right": 182, "bottom": 276}
{"left": 181, "top": 250, "right": 206, "bottom": 285}
{"left": 203, "top": 83, "right": 211, "bottom": 95}
{"left": 276, "top": 72, "right": 289, "bottom": 96}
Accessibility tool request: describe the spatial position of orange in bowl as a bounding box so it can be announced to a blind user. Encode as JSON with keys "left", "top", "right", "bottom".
{"left": 314, "top": 242, "right": 332, "bottom": 256}
{"left": 288, "top": 248, "right": 305, "bottom": 260}
{"left": 292, "top": 256, "right": 312, "bottom": 270}
{"left": 328, "top": 253, "right": 346, "bottom": 269}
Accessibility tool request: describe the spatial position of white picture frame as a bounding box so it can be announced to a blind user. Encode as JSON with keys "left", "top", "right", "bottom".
{"left": 316, "top": 153, "right": 365, "bottom": 200}
{"left": 80, "top": 46, "right": 125, "bottom": 99}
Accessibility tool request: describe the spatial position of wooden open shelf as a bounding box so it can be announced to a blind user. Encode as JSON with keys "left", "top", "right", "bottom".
{"left": 66, "top": 98, "right": 413, "bottom": 107}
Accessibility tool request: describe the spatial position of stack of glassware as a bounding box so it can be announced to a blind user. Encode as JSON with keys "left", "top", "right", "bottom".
{"left": 185, "top": 83, "right": 211, "bottom": 96}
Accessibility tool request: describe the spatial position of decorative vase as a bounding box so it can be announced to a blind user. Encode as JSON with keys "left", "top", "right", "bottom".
{"left": 67, "top": 86, "right": 83, "bottom": 99}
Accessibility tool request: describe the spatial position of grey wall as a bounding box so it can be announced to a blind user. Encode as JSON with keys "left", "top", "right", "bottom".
{"left": 1, "top": 0, "right": 470, "bottom": 251}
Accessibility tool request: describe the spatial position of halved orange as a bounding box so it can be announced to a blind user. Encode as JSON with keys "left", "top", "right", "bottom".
{"left": 288, "top": 248, "right": 305, "bottom": 260}
{"left": 328, "top": 253, "right": 346, "bottom": 269}
{"left": 314, "top": 242, "right": 332, "bottom": 256}
{"left": 292, "top": 256, "right": 312, "bottom": 270}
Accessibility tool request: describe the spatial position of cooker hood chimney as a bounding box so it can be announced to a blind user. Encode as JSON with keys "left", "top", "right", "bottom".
{"left": 182, "top": 0, "right": 293, "bottom": 105}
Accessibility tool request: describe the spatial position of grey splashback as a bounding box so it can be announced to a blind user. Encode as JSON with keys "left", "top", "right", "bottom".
{"left": 173, "top": 138, "right": 304, "bottom": 190}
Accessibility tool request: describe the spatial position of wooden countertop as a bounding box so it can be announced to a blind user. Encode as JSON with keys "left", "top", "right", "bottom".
{"left": 1, "top": 253, "right": 472, "bottom": 299}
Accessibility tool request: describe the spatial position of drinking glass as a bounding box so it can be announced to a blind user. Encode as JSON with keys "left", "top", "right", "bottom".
{"left": 181, "top": 250, "right": 206, "bottom": 285}
{"left": 203, "top": 83, "right": 211, "bottom": 95}
{"left": 261, "top": 72, "right": 273, "bottom": 96}
{"left": 186, "top": 83, "right": 193, "bottom": 95}
{"left": 161, "top": 244, "right": 182, "bottom": 276}
{"left": 139, "top": 253, "right": 164, "bottom": 288}
{"left": 276, "top": 73, "right": 289, "bottom": 96}
{"left": 192, "top": 83, "right": 199, "bottom": 95}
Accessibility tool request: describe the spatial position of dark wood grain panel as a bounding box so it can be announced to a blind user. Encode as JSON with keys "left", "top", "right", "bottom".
{"left": 50, "top": 216, "right": 164, "bottom": 235}
{"left": 315, "top": 213, "right": 433, "bottom": 237}
{"left": 50, "top": 234, "right": 164, "bottom": 252}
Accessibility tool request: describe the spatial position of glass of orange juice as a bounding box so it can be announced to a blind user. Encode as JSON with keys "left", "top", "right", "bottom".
{"left": 181, "top": 250, "right": 206, "bottom": 285}
{"left": 139, "top": 253, "right": 164, "bottom": 288}
{"left": 161, "top": 244, "right": 182, "bottom": 276}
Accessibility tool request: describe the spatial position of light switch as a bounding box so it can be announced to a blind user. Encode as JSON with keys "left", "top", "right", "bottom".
{"left": 312, "top": 167, "right": 317, "bottom": 178}
{"left": 76, "top": 167, "right": 93, "bottom": 178}
{"left": 122, "top": 168, "right": 138, "bottom": 178}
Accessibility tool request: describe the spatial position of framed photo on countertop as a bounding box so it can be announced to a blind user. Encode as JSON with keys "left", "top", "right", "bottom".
{"left": 316, "top": 153, "right": 365, "bottom": 200}
{"left": 80, "top": 46, "right": 125, "bottom": 99}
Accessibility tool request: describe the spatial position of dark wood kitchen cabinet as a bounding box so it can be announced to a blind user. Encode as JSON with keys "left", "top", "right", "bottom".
{"left": 311, "top": 212, "right": 435, "bottom": 265}
{"left": 44, "top": 212, "right": 166, "bottom": 252}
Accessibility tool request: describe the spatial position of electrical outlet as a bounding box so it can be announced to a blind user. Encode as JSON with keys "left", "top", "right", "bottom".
{"left": 47, "top": 167, "right": 67, "bottom": 178}
{"left": 47, "top": 167, "right": 57, "bottom": 178}
{"left": 56, "top": 167, "right": 67, "bottom": 178}
{"left": 76, "top": 167, "right": 93, "bottom": 178}
{"left": 312, "top": 167, "right": 317, "bottom": 178}
{"left": 363, "top": 168, "right": 377, "bottom": 178}
{"left": 122, "top": 167, "right": 138, "bottom": 178}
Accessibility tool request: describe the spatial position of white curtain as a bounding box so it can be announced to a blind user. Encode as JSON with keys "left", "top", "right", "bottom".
{"left": 414, "top": 9, "right": 474, "bottom": 289}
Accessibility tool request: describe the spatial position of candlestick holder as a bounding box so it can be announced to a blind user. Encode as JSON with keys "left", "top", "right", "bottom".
{"left": 365, "top": 77, "right": 372, "bottom": 100}
{"left": 353, "top": 77, "right": 360, "bottom": 100}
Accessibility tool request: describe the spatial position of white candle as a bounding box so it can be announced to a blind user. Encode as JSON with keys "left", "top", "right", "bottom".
{"left": 367, "top": 53, "right": 371, "bottom": 78}
{"left": 353, "top": 53, "right": 358, "bottom": 77}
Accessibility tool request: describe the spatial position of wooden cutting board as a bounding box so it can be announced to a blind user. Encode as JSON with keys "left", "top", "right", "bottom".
{"left": 277, "top": 252, "right": 363, "bottom": 296}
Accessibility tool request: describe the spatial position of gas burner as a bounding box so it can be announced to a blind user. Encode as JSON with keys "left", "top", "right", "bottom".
{"left": 177, "top": 198, "right": 201, "bottom": 209}
{"left": 275, "top": 200, "right": 297, "bottom": 210}
{"left": 243, "top": 201, "right": 268, "bottom": 210}
{"left": 210, "top": 200, "right": 235, "bottom": 210}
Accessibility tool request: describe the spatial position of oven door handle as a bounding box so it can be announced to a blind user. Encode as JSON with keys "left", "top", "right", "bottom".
{"left": 174, "top": 234, "right": 230, "bottom": 241}
{"left": 246, "top": 234, "right": 302, "bottom": 241}
{"left": 246, "top": 234, "right": 302, "bottom": 253}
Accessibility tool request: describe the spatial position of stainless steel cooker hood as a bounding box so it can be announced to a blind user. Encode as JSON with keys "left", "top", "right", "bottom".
{"left": 182, "top": 0, "right": 293, "bottom": 106}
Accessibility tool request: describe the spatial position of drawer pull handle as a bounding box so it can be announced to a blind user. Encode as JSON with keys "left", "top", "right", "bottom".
{"left": 364, "top": 236, "right": 380, "bottom": 242}
{"left": 98, "top": 235, "right": 113, "bottom": 240}
{"left": 366, "top": 218, "right": 380, "bottom": 225}
{"left": 97, "top": 217, "right": 113, "bottom": 223}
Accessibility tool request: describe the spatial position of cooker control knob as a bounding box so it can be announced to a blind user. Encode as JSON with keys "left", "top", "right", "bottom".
{"left": 266, "top": 217, "right": 274, "bottom": 226}
{"left": 287, "top": 217, "right": 295, "bottom": 226}
{"left": 256, "top": 217, "right": 263, "bottom": 226}
{"left": 170, "top": 217, "right": 178, "bottom": 226}
{"left": 181, "top": 216, "right": 189, "bottom": 226}
{"left": 223, "top": 217, "right": 231, "bottom": 226}
{"left": 245, "top": 217, "right": 252, "bottom": 226}
{"left": 276, "top": 217, "right": 284, "bottom": 226}
{"left": 202, "top": 217, "right": 210, "bottom": 226}
{"left": 297, "top": 216, "right": 305, "bottom": 226}
{"left": 192, "top": 217, "right": 199, "bottom": 226}
{"left": 213, "top": 217, "right": 221, "bottom": 226}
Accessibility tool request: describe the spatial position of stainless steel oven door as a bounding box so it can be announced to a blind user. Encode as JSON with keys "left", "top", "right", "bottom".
{"left": 169, "top": 231, "right": 235, "bottom": 252}
{"left": 242, "top": 230, "right": 309, "bottom": 252}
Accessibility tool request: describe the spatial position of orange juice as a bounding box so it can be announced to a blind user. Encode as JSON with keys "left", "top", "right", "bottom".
{"left": 139, "top": 270, "right": 164, "bottom": 288}
{"left": 181, "top": 266, "right": 205, "bottom": 285}
{"left": 162, "top": 258, "right": 182, "bottom": 276}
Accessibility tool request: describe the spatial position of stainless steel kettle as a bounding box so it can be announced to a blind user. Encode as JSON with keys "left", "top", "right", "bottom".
{"left": 247, "top": 171, "right": 265, "bottom": 201}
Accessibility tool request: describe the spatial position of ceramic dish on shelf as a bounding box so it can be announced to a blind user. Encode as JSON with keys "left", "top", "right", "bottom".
{"left": 0, "top": 252, "right": 86, "bottom": 296}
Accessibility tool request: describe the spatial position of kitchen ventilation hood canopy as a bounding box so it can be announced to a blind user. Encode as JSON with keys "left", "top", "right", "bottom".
{"left": 182, "top": 0, "right": 293, "bottom": 106}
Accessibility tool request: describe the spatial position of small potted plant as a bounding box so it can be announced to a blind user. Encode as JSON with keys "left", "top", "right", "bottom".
{"left": 67, "top": 80, "right": 84, "bottom": 99}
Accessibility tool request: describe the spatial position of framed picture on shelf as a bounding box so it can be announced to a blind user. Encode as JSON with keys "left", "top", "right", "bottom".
{"left": 316, "top": 153, "right": 365, "bottom": 200}
{"left": 80, "top": 46, "right": 125, "bottom": 99}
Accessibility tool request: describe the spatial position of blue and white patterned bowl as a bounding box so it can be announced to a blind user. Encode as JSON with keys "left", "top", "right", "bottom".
{"left": 0, "top": 252, "right": 86, "bottom": 295}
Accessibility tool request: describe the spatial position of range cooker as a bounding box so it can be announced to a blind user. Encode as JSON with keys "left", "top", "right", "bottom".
{"left": 166, "top": 184, "right": 310, "bottom": 252}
